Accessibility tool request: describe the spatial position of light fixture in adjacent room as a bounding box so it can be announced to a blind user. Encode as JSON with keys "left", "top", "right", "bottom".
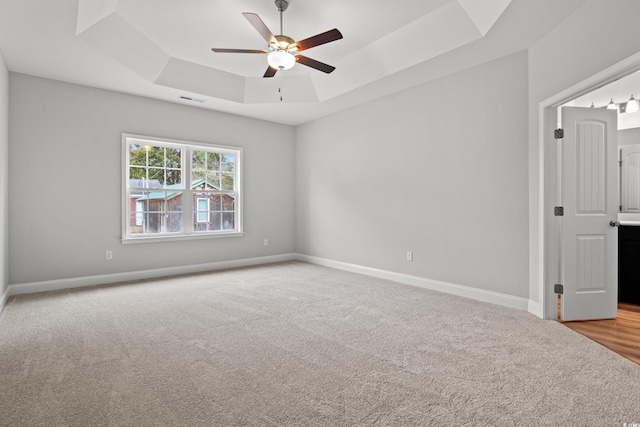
{"left": 267, "top": 49, "right": 296, "bottom": 71}
{"left": 590, "top": 102, "right": 595, "bottom": 108}
{"left": 626, "top": 94, "right": 639, "bottom": 113}
{"left": 607, "top": 98, "right": 618, "bottom": 110}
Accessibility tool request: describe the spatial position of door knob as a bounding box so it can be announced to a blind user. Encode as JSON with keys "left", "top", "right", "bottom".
{"left": 610, "top": 220, "right": 620, "bottom": 227}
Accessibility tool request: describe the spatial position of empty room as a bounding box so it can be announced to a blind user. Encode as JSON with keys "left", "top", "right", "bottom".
{"left": 1, "top": 0, "right": 640, "bottom": 425}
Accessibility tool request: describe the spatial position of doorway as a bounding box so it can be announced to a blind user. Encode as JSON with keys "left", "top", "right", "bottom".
{"left": 540, "top": 53, "right": 640, "bottom": 364}
{"left": 540, "top": 51, "right": 640, "bottom": 322}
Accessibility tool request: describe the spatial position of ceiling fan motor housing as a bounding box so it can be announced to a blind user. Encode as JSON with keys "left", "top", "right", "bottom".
{"left": 274, "top": 0, "right": 289, "bottom": 12}
{"left": 273, "top": 35, "right": 295, "bottom": 51}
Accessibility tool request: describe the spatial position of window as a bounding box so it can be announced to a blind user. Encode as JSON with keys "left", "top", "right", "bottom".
{"left": 196, "top": 198, "right": 209, "bottom": 223}
{"left": 123, "top": 134, "right": 242, "bottom": 242}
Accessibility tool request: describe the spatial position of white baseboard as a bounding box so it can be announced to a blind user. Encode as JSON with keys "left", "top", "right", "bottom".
{"left": 7, "top": 253, "right": 531, "bottom": 313}
{"left": 8, "top": 253, "right": 297, "bottom": 296}
{"left": 528, "top": 300, "right": 542, "bottom": 318}
{"left": 0, "top": 285, "right": 8, "bottom": 314}
{"left": 296, "top": 254, "right": 530, "bottom": 312}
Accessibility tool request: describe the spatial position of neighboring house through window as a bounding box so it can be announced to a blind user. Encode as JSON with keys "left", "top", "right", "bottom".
{"left": 123, "top": 134, "right": 242, "bottom": 242}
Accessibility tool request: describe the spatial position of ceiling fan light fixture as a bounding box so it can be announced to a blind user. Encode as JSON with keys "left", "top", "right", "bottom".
{"left": 267, "top": 50, "right": 295, "bottom": 70}
{"left": 607, "top": 98, "right": 618, "bottom": 110}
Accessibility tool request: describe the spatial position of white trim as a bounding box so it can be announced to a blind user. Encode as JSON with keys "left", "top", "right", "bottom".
{"left": 8, "top": 253, "right": 531, "bottom": 310}
{"left": 121, "top": 231, "right": 244, "bottom": 244}
{"left": 536, "top": 51, "right": 640, "bottom": 319}
{"left": 8, "top": 253, "right": 296, "bottom": 296}
{"left": 297, "top": 254, "right": 530, "bottom": 311}
{"left": 0, "top": 286, "right": 9, "bottom": 314}
{"left": 528, "top": 300, "right": 542, "bottom": 318}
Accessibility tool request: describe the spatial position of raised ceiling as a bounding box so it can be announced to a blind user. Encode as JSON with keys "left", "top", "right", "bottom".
{"left": 0, "top": 0, "right": 587, "bottom": 125}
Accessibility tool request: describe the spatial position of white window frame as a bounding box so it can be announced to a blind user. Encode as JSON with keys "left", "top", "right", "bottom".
{"left": 122, "top": 133, "right": 243, "bottom": 243}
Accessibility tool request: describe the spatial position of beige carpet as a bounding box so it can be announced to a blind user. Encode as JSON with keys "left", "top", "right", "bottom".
{"left": 1, "top": 261, "right": 639, "bottom": 426}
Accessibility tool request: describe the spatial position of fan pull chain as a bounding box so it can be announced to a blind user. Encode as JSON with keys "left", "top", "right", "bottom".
{"left": 278, "top": 72, "right": 283, "bottom": 102}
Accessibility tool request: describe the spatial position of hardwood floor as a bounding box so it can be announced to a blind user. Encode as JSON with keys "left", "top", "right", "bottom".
{"left": 560, "top": 302, "right": 640, "bottom": 365}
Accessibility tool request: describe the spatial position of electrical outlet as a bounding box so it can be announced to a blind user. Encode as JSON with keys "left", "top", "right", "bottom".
{"left": 264, "top": 239, "right": 269, "bottom": 247}
{"left": 407, "top": 251, "right": 413, "bottom": 261}
{"left": 106, "top": 250, "right": 113, "bottom": 260}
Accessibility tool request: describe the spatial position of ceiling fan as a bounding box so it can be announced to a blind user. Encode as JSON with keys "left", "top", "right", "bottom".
{"left": 211, "top": 0, "right": 343, "bottom": 78}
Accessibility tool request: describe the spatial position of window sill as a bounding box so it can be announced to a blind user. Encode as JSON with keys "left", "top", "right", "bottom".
{"left": 121, "top": 231, "right": 244, "bottom": 244}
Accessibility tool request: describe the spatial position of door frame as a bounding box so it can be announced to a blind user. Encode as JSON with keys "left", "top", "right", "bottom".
{"left": 537, "top": 51, "right": 640, "bottom": 320}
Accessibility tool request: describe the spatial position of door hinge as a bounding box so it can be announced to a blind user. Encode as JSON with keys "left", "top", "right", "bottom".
{"left": 554, "top": 284, "right": 564, "bottom": 295}
{"left": 554, "top": 206, "right": 564, "bottom": 216}
{"left": 554, "top": 128, "right": 564, "bottom": 139}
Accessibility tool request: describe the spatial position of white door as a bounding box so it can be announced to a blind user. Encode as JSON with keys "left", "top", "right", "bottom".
{"left": 620, "top": 145, "right": 640, "bottom": 212}
{"left": 560, "top": 106, "right": 618, "bottom": 321}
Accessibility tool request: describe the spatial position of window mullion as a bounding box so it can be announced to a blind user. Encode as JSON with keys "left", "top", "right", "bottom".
{"left": 182, "top": 147, "right": 192, "bottom": 234}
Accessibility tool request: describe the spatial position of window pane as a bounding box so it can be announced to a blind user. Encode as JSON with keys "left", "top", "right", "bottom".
{"left": 131, "top": 191, "right": 182, "bottom": 234}
{"left": 208, "top": 172, "right": 221, "bottom": 189}
{"left": 129, "top": 211, "right": 142, "bottom": 233}
{"left": 222, "top": 153, "right": 235, "bottom": 173}
{"left": 222, "top": 212, "right": 235, "bottom": 230}
{"left": 211, "top": 212, "right": 222, "bottom": 230}
{"left": 167, "top": 212, "right": 182, "bottom": 233}
{"left": 222, "top": 194, "right": 235, "bottom": 211}
{"left": 211, "top": 194, "right": 221, "bottom": 210}
{"left": 193, "top": 170, "right": 206, "bottom": 182}
{"left": 147, "top": 146, "right": 165, "bottom": 167}
{"left": 148, "top": 168, "right": 165, "bottom": 184}
{"left": 192, "top": 151, "right": 206, "bottom": 171}
{"left": 165, "top": 169, "right": 181, "bottom": 186}
{"left": 130, "top": 144, "right": 182, "bottom": 187}
{"left": 129, "top": 144, "right": 146, "bottom": 166}
{"left": 166, "top": 148, "right": 181, "bottom": 168}
{"left": 207, "top": 152, "right": 221, "bottom": 171}
{"left": 221, "top": 173, "right": 234, "bottom": 191}
{"left": 129, "top": 166, "right": 146, "bottom": 180}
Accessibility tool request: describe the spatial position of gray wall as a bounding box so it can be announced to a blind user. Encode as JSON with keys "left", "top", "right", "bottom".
{"left": 296, "top": 51, "right": 529, "bottom": 298}
{"left": 0, "top": 50, "right": 8, "bottom": 299}
{"left": 8, "top": 74, "right": 295, "bottom": 284}
{"left": 619, "top": 128, "right": 640, "bottom": 146}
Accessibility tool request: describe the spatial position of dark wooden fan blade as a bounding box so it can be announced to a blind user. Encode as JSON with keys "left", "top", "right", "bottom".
{"left": 292, "top": 29, "right": 343, "bottom": 52}
{"left": 211, "top": 48, "right": 268, "bottom": 54}
{"left": 243, "top": 12, "right": 277, "bottom": 45}
{"left": 263, "top": 66, "right": 278, "bottom": 78}
{"left": 295, "top": 55, "right": 336, "bottom": 74}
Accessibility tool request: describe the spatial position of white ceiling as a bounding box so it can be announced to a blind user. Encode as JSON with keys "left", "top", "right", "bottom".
{"left": 0, "top": 0, "right": 587, "bottom": 125}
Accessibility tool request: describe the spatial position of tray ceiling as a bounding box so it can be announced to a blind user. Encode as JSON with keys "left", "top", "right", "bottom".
{"left": 0, "top": 0, "right": 587, "bottom": 124}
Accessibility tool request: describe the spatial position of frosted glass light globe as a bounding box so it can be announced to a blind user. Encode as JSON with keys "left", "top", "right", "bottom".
{"left": 267, "top": 50, "right": 295, "bottom": 70}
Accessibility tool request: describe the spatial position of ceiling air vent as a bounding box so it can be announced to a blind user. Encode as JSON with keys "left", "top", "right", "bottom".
{"left": 179, "top": 96, "right": 205, "bottom": 103}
